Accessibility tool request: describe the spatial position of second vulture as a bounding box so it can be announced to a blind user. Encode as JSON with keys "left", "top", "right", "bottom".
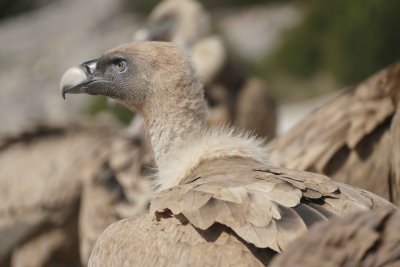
{"left": 273, "top": 62, "right": 400, "bottom": 205}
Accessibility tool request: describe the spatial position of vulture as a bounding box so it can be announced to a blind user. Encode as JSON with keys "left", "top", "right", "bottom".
{"left": 269, "top": 208, "right": 400, "bottom": 267}
{"left": 0, "top": 122, "right": 153, "bottom": 266}
{"left": 272, "top": 62, "right": 400, "bottom": 205}
{"left": 0, "top": 123, "right": 113, "bottom": 267}
{"left": 60, "top": 42, "right": 396, "bottom": 266}
{"left": 79, "top": 0, "right": 278, "bottom": 261}
{"left": 133, "top": 0, "right": 277, "bottom": 138}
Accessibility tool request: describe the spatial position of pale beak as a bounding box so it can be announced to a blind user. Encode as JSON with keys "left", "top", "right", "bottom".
{"left": 60, "top": 59, "right": 99, "bottom": 99}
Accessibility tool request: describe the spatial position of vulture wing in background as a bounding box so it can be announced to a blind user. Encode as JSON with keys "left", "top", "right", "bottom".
{"left": 269, "top": 208, "right": 400, "bottom": 267}
{"left": 78, "top": 133, "right": 153, "bottom": 264}
{"left": 0, "top": 123, "right": 112, "bottom": 266}
{"left": 391, "top": 107, "right": 400, "bottom": 204}
{"left": 0, "top": 122, "right": 154, "bottom": 266}
{"left": 273, "top": 63, "right": 400, "bottom": 205}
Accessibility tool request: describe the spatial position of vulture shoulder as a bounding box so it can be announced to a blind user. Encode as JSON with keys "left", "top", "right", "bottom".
{"left": 269, "top": 208, "right": 400, "bottom": 267}
{"left": 0, "top": 124, "right": 110, "bottom": 266}
{"left": 273, "top": 62, "right": 400, "bottom": 205}
{"left": 89, "top": 157, "right": 396, "bottom": 267}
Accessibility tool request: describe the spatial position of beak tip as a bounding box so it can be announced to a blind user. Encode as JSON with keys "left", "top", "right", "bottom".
{"left": 59, "top": 66, "right": 88, "bottom": 99}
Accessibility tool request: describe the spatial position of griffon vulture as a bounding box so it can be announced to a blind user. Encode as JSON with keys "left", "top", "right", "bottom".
{"left": 60, "top": 42, "right": 396, "bottom": 266}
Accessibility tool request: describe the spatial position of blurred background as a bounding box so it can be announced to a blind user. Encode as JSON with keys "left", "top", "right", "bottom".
{"left": 1, "top": 0, "right": 399, "bottom": 134}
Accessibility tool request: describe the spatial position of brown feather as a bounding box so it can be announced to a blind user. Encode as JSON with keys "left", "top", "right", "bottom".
{"left": 273, "top": 62, "right": 400, "bottom": 205}
{"left": 270, "top": 208, "right": 400, "bottom": 267}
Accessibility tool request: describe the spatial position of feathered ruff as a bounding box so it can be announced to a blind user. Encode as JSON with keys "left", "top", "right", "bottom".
{"left": 155, "top": 127, "right": 271, "bottom": 191}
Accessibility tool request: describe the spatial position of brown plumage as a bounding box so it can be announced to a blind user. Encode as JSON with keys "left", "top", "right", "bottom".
{"left": 272, "top": 63, "right": 400, "bottom": 205}
{"left": 269, "top": 208, "right": 400, "bottom": 267}
{"left": 60, "top": 42, "right": 397, "bottom": 267}
{"left": 0, "top": 123, "right": 113, "bottom": 267}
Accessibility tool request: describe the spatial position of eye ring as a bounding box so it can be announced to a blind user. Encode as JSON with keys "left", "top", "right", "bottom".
{"left": 113, "top": 60, "right": 127, "bottom": 73}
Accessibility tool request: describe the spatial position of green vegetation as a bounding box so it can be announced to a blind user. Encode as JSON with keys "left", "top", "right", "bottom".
{"left": 87, "top": 96, "right": 134, "bottom": 124}
{"left": 264, "top": 0, "right": 400, "bottom": 85}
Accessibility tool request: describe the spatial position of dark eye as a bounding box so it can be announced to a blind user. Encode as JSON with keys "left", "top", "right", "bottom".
{"left": 113, "top": 60, "right": 127, "bottom": 73}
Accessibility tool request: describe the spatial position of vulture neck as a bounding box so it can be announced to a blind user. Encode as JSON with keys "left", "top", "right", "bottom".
{"left": 143, "top": 76, "right": 208, "bottom": 167}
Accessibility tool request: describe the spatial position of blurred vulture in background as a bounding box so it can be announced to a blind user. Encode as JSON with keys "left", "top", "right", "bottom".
{"left": 273, "top": 63, "right": 400, "bottom": 205}
{"left": 0, "top": 122, "right": 153, "bottom": 267}
{"left": 0, "top": 123, "right": 110, "bottom": 267}
{"left": 269, "top": 208, "right": 400, "bottom": 267}
{"left": 78, "top": 131, "right": 153, "bottom": 264}
{"left": 132, "top": 0, "right": 277, "bottom": 138}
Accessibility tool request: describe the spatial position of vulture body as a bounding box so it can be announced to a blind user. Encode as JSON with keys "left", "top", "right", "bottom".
{"left": 90, "top": 157, "right": 394, "bottom": 267}
{"left": 60, "top": 42, "right": 397, "bottom": 267}
{"left": 0, "top": 123, "right": 113, "bottom": 267}
{"left": 273, "top": 63, "right": 400, "bottom": 205}
{"left": 269, "top": 208, "right": 400, "bottom": 267}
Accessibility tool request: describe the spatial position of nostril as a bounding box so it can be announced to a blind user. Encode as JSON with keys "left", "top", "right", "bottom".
{"left": 82, "top": 59, "right": 98, "bottom": 75}
{"left": 85, "top": 65, "right": 90, "bottom": 72}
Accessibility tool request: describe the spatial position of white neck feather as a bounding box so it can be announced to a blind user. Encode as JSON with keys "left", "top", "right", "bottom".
{"left": 144, "top": 71, "right": 208, "bottom": 167}
{"left": 155, "top": 128, "right": 271, "bottom": 191}
{"left": 140, "top": 55, "right": 271, "bottom": 191}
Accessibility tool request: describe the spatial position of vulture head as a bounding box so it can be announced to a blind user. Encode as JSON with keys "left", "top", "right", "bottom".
{"left": 133, "top": 0, "right": 210, "bottom": 46}
{"left": 60, "top": 42, "right": 203, "bottom": 115}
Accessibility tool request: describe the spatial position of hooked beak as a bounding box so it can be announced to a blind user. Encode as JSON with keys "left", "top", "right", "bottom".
{"left": 60, "top": 59, "right": 103, "bottom": 99}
